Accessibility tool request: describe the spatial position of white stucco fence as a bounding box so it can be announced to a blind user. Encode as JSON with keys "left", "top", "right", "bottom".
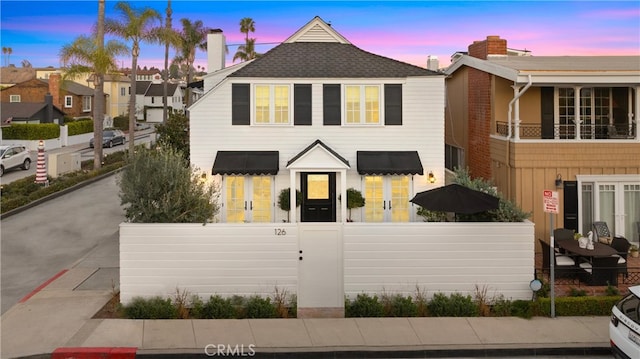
{"left": 120, "top": 221, "right": 535, "bottom": 307}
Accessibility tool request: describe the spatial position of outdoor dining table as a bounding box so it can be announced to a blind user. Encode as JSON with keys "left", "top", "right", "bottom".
{"left": 555, "top": 238, "right": 617, "bottom": 258}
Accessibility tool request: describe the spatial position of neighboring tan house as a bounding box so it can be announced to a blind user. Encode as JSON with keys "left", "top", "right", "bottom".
{"left": 190, "top": 17, "right": 444, "bottom": 224}
{"left": 1, "top": 73, "right": 96, "bottom": 119}
{"left": 444, "top": 35, "right": 640, "bottom": 245}
{"left": 0, "top": 94, "right": 65, "bottom": 125}
{"left": 87, "top": 73, "right": 131, "bottom": 119}
{"left": 121, "top": 67, "right": 163, "bottom": 82}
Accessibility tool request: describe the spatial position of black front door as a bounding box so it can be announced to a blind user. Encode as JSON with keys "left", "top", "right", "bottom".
{"left": 301, "top": 172, "right": 336, "bottom": 222}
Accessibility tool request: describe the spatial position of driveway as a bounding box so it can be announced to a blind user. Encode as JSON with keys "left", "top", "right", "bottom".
{"left": 1, "top": 174, "right": 124, "bottom": 313}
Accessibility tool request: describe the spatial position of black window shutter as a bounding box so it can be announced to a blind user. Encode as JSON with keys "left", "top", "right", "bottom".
{"left": 323, "top": 84, "right": 341, "bottom": 125}
{"left": 294, "top": 84, "right": 312, "bottom": 126}
{"left": 232, "top": 84, "right": 250, "bottom": 125}
{"left": 384, "top": 84, "right": 402, "bottom": 125}
{"left": 541, "top": 87, "right": 554, "bottom": 139}
{"left": 563, "top": 180, "right": 578, "bottom": 233}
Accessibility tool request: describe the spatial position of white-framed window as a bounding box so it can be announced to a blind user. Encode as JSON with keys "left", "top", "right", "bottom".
{"left": 253, "top": 84, "right": 290, "bottom": 125}
{"left": 82, "top": 96, "right": 91, "bottom": 112}
{"left": 224, "top": 176, "right": 274, "bottom": 223}
{"left": 64, "top": 96, "right": 73, "bottom": 108}
{"left": 364, "top": 175, "right": 412, "bottom": 222}
{"left": 9, "top": 95, "right": 20, "bottom": 103}
{"left": 345, "top": 85, "right": 380, "bottom": 125}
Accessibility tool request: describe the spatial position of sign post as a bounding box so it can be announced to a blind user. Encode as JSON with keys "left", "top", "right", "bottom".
{"left": 543, "top": 190, "right": 559, "bottom": 318}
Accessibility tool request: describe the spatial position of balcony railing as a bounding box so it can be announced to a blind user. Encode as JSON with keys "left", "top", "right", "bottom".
{"left": 496, "top": 122, "right": 637, "bottom": 140}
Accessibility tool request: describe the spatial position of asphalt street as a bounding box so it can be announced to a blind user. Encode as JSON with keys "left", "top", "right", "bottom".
{"left": 0, "top": 174, "right": 123, "bottom": 314}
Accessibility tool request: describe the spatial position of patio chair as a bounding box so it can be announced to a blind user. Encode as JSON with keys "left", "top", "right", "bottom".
{"left": 610, "top": 236, "right": 631, "bottom": 278}
{"left": 578, "top": 256, "right": 620, "bottom": 286}
{"left": 553, "top": 228, "right": 575, "bottom": 254}
{"left": 539, "top": 239, "right": 576, "bottom": 278}
{"left": 592, "top": 221, "right": 613, "bottom": 245}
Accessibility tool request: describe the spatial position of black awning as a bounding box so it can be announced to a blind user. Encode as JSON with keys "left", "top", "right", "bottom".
{"left": 357, "top": 151, "right": 423, "bottom": 175}
{"left": 212, "top": 151, "right": 279, "bottom": 175}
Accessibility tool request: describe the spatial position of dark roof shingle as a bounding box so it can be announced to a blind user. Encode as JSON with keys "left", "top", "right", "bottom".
{"left": 230, "top": 42, "right": 437, "bottom": 78}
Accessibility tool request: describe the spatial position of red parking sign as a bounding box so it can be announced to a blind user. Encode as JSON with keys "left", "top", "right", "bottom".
{"left": 543, "top": 190, "right": 559, "bottom": 214}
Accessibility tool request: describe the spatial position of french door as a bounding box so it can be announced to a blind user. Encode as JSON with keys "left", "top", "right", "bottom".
{"left": 364, "top": 176, "right": 411, "bottom": 222}
{"left": 582, "top": 180, "right": 640, "bottom": 241}
{"left": 225, "top": 176, "right": 273, "bottom": 223}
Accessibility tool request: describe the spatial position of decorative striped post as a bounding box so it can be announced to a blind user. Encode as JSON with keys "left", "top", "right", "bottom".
{"left": 35, "top": 139, "right": 48, "bottom": 185}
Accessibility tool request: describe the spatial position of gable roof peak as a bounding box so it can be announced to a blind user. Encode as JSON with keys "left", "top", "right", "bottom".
{"left": 284, "top": 16, "right": 350, "bottom": 44}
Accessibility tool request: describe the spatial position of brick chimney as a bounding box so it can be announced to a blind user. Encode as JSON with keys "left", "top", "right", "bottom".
{"left": 207, "top": 29, "right": 226, "bottom": 73}
{"left": 49, "top": 72, "right": 62, "bottom": 109}
{"left": 468, "top": 35, "right": 507, "bottom": 60}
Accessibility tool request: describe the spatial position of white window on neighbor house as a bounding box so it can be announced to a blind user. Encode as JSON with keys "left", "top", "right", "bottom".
{"left": 345, "top": 85, "right": 380, "bottom": 125}
{"left": 9, "top": 95, "right": 20, "bottom": 102}
{"left": 254, "top": 85, "right": 290, "bottom": 125}
{"left": 120, "top": 87, "right": 126, "bottom": 96}
{"left": 224, "top": 176, "right": 273, "bottom": 223}
{"left": 65, "top": 96, "right": 73, "bottom": 108}
{"left": 364, "top": 175, "right": 411, "bottom": 222}
{"left": 82, "top": 96, "right": 91, "bottom": 112}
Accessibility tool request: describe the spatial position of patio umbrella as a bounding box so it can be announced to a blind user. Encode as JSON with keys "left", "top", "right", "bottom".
{"left": 410, "top": 183, "right": 500, "bottom": 214}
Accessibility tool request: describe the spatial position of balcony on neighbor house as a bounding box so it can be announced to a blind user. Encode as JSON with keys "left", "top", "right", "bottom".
{"left": 496, "top": 121, "right": 637, "bottom": 140}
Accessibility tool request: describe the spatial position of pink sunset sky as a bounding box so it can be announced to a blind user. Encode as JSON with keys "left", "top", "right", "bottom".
{"left": 1, "top": 1, "right": 639, "bottom": 71}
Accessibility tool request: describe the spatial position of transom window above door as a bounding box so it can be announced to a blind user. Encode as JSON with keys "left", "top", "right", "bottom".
{"left": 254, "top": 84, "right": 290, "bottom": 125}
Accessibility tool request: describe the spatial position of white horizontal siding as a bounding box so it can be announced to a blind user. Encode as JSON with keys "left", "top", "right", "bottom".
{"left": 120, "top": 221, "right": 535, "bottom": 306}
{"left": 189, "top": 76, "right": 445, "bottom": 222}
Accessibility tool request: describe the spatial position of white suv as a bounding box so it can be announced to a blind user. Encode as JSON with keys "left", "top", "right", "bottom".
{"left": 611, "top": 285, "right": 640, "bottom": 359}
{"left": 0, "top": 145, "right": 31, "bottom": 177}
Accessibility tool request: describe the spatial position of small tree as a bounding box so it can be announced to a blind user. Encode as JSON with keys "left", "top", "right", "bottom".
{"left": 277, "top": 188, "right": 301, "bottom": 222}
{"left": 345, "top": 188, "right": 365, "bottom": 221}
{"left": 154, "top": 109, "right": 189, "bottom": 160}
{"left": 118, "top": 146, "right": 218, "bottom": 223}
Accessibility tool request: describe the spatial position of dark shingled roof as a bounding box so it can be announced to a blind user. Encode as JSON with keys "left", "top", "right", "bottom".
{"left": 229, "top": 42, "right": 438, "bottom": 78}
{"left": 145, "top": 83, "right": 179, "bottom": 96}
{"left": 136, "top": 81, "right": 151, "bottom": 95}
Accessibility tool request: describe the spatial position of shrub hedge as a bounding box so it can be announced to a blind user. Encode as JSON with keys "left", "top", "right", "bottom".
{"left": 67, "top": 119, "right": 94, "bottom": 136}
{"left": 113, "top": 115, "right": 128, "bottom": 130}
{"left": 2, "top": 123, "right": 60, "bottom": 140}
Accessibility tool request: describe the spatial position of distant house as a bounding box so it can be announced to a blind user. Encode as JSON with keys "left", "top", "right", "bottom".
{"left": 0, "top": 94, "right": 65, "bottom": 125}
{"left": 0, "top": 65, "right": 35, "bottom": 88}
{"left": 189, "top": 17, "right": 444, "bottom": 224}
{"left": 121, "top": 67, "right": 163, "bottom": 82}
{"left": 1, "top": 73, "right": 97, "bottom": 119}
{"left": 444, "top": 35, "right": 640, "bottom": 244}
{"left": 134, "top": 78, "right": 184, "bottom": 122}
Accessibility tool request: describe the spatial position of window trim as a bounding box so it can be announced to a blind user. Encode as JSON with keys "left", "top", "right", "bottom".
{"left": 252, "top": 84, "right": 292, "bottom": 125}
{"left": 343, "top": 84, "right": 382, "bottom": 126}
{"left": 64, "top": 96, "right": 73, "bottom": 108}
{"left": 9, "top": 94, "right": 20, "bottom": 103}
{"left": 82, "top": 95, "right": 91, "bottom": 112}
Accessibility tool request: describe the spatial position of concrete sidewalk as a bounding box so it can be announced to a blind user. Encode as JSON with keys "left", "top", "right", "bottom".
{"left": 1, "top": 265, "right": 613, "bottom": 359}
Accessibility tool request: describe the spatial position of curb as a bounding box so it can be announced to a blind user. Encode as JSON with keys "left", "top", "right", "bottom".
{"left": 52, "top": 347, "right": 136, "bottom": 359}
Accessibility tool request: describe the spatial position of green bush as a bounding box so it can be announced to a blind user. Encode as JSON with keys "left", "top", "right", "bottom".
{"left": 2, "top": 123, "right": 60, "bottom": 140}
{"left": 123, "top": 296, "right": 178, "bottom": 319}
{"left": 113, "top": 115, "right": 128, "bottom": 130}
{"left": 536, "top": 296, "right": 621, "bottom": 316}
{"left": 568, "top": 287, "right": 587, "bottom": 297}
{"left": 490, "top": 295, "right": 513, "bottom": 317}
{"left": 510, "top": 300, "right": 533, "bottom": 319}
{"left": 67, "top": 119, "right": 94, "bottom": 136}
{"left": 192, "top": 295, "right": 236, "bottom": 319}
{"left": 346, "top": 294, "right": 385, "bottom": 317}
{"left": 428, "top": 292, "right": 479, "bottom": 317}
{"left": 382, "top": 294, "right": 418, "bottom": 317}
{"left": 245, "top": 296, "right": 277, "bottom": 318}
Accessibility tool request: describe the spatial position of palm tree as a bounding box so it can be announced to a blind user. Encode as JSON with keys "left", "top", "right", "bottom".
{"left": 60, "top": 0, "right": 128, "bottom": 169}
{"left": 232, "top": 37, "right": 258, "bottom": 62}
{"left": 160, "top": 1, "right": 182, "bottom": 124}
{"left": 105, "top": 1, "right": 161, "bottom": 154}
{"left": 2, "top": 47, "right": 7, "bottom": 66}
{"left": 239, "top": 17, "right": 255, "bottom": 42}
{"left": 6, "top": 47, "right": 12, "bottom": 66}
{"left": 176, "top": 18, "right": 210, "bottom": 107}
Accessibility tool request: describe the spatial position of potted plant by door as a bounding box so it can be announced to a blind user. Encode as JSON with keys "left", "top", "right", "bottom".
{"left": 630, "top": 245, "right": 639, "bottom": 258}
{"left": 345, "top": 188, "right": 365, "bottom": 222}
{"left": 278, "top": 188, "right": 301, "bottom": 222}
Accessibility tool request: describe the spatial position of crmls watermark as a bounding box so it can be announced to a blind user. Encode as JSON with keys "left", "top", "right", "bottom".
{"left": 204, "top": 344, "right": 256, "bottom": 357}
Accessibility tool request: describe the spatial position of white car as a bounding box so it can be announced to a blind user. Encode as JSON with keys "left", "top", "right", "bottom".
{"left": 610, "top": 285, "right": 640, "bottom": 359}
{"left": 0, "top": 145, "right": 31, "bottom": 177}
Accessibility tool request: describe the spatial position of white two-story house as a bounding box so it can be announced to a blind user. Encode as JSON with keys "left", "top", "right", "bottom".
{"left": 189, "top": 17, "right": 445, "bottom": 224}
